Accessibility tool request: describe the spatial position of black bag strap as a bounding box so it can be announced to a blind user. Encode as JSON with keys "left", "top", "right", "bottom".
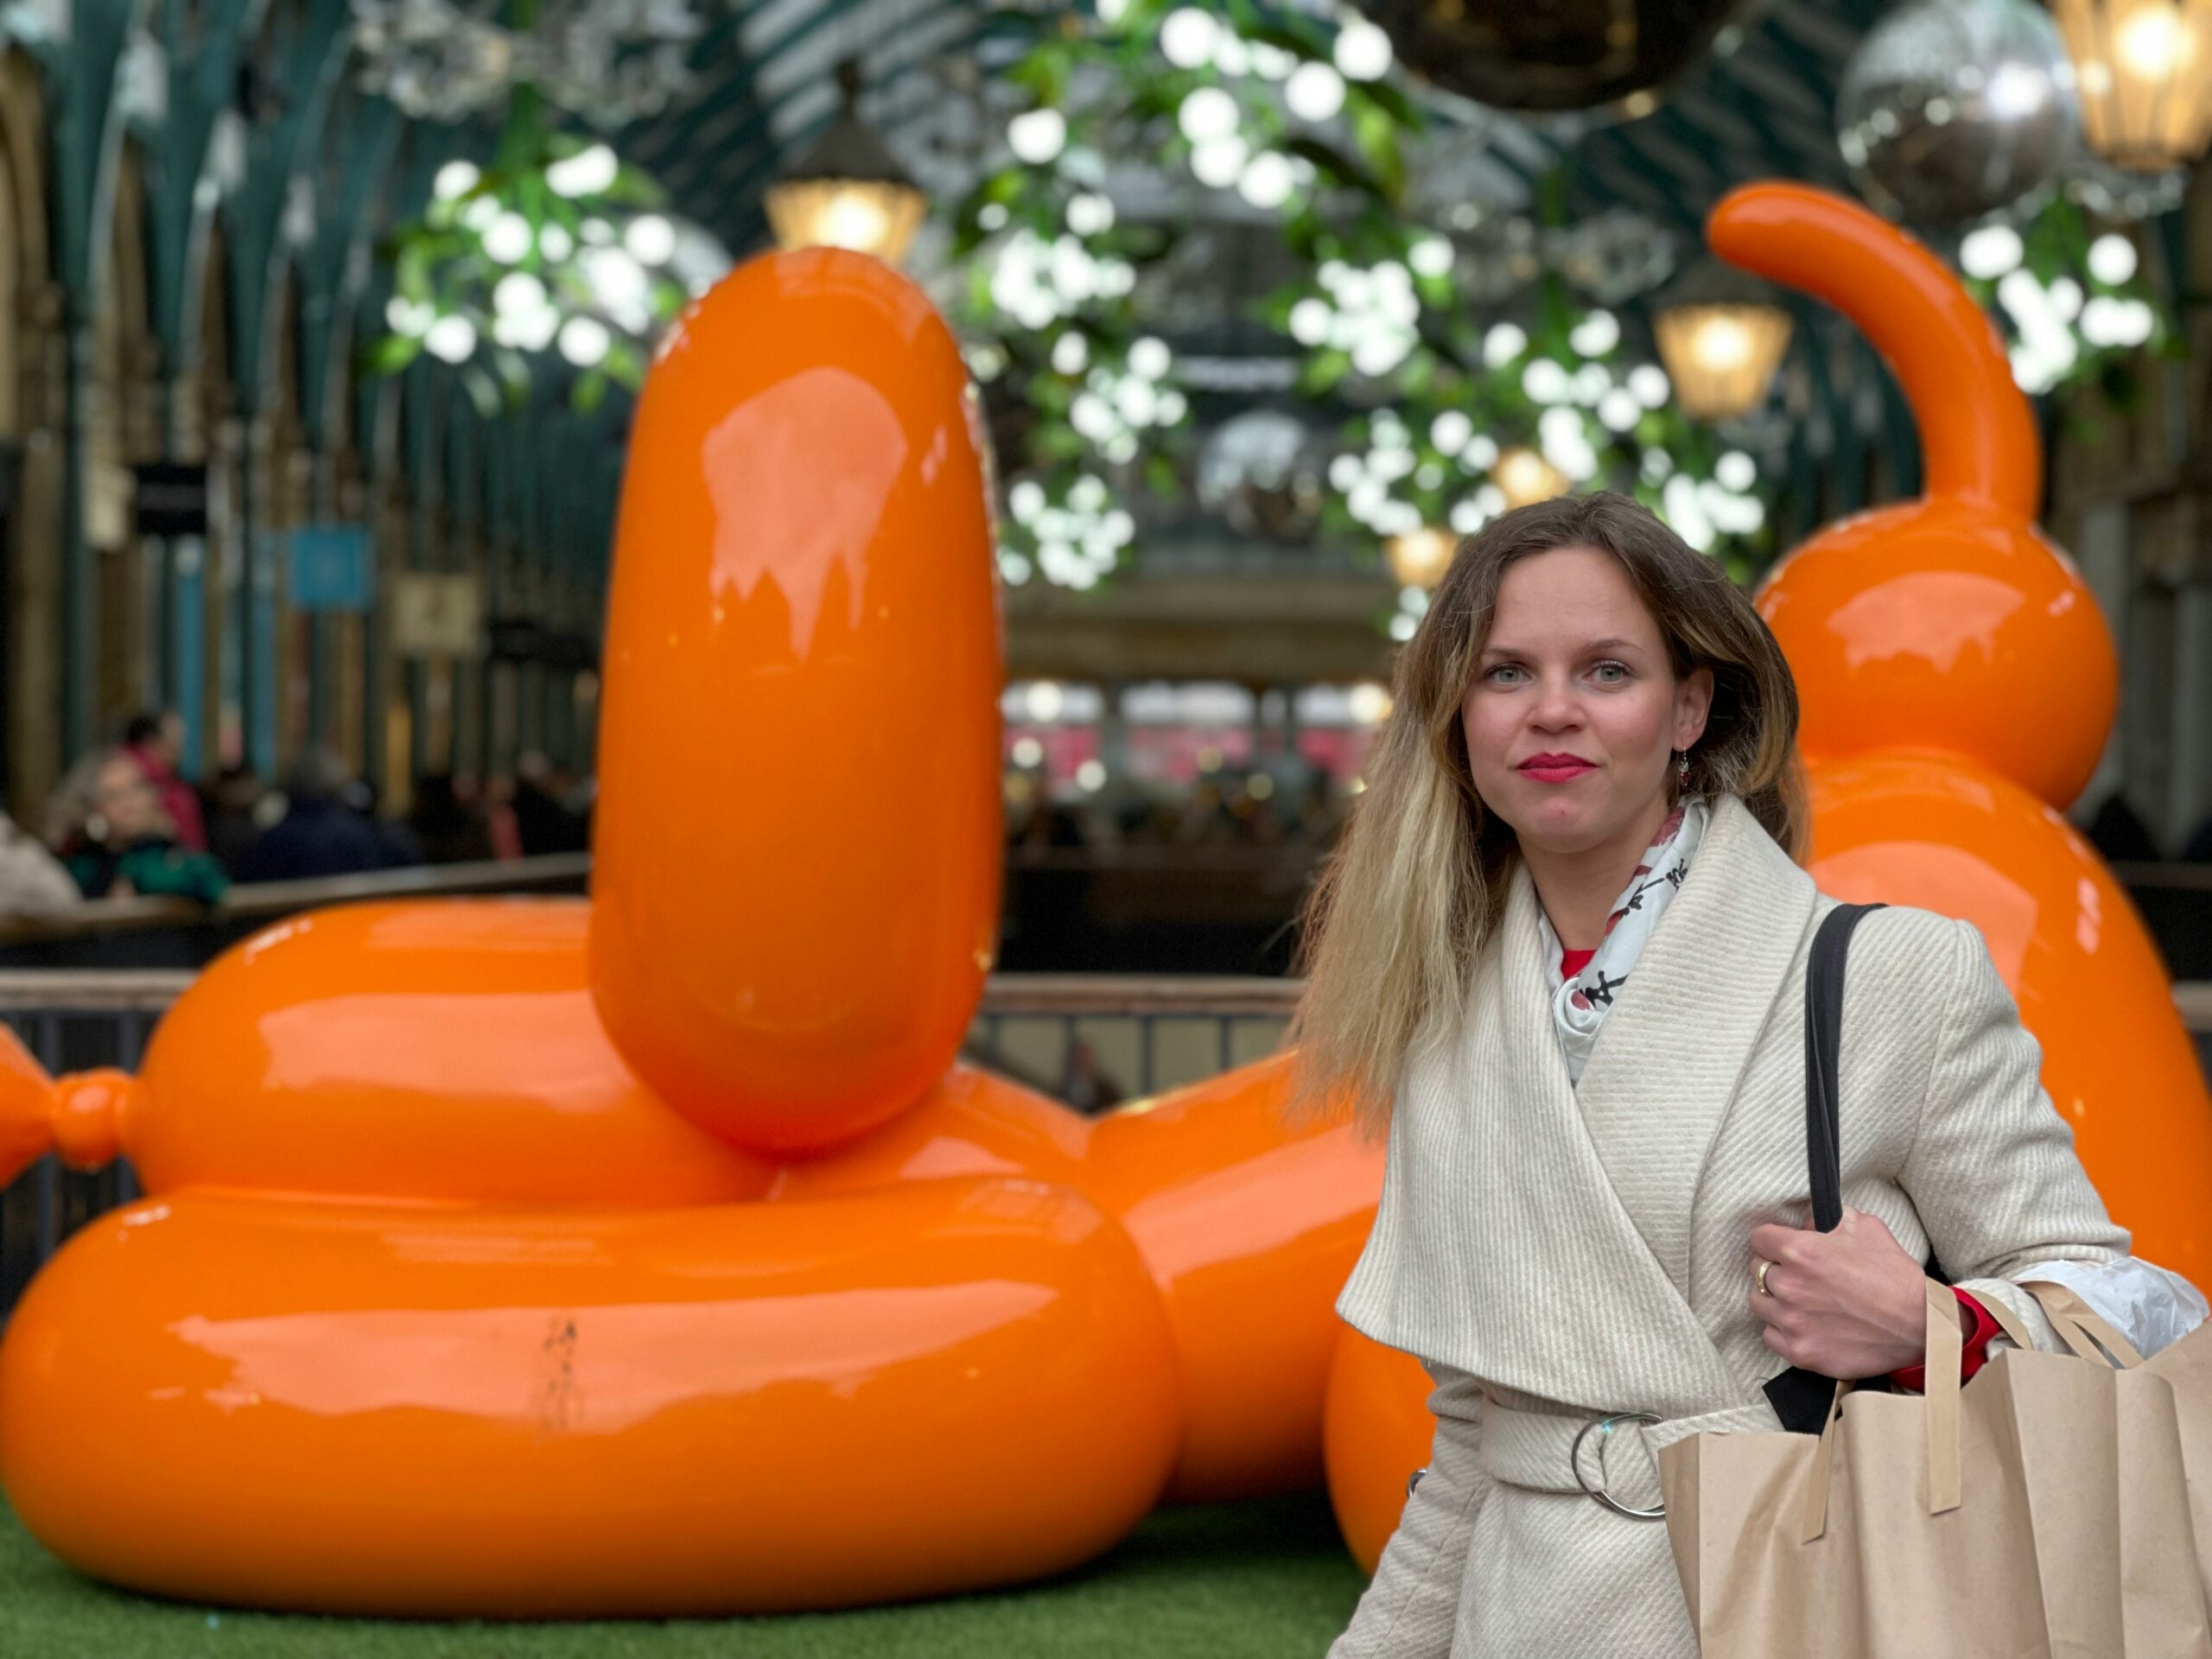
{"left": 1764, "top": 902, "right": 1888, "bottom": 1434}
{"left": 1802, "top": 902, "right": 1884, "bottom": 1233}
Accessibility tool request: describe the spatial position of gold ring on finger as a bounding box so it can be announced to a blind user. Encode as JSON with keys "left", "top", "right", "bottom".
{"left": 1755, "top": 1257, "right": 1772, "bottom": 1295}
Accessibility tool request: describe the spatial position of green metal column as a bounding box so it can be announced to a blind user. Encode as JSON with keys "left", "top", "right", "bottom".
{"left": 52, "top": 3, "right": 132, "bottom": 761}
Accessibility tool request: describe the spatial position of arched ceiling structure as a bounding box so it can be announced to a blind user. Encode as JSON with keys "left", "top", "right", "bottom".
{"left": 619, "top": 0, "right": 1891, "bottom": 257}
{"left": 23, "top": 0, "right": 2127, "bottom": 653}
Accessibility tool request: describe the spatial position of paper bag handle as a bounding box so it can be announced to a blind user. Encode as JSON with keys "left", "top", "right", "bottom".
{"left": 2018, "top": 1278, "right": 2145, "bottom": 1369}
{"left": 1801, "top": 1277, "right": 1962, "bottom": 1543}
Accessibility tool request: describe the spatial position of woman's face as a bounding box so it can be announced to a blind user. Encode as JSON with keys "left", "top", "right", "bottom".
{"left": 95, "top": 756, "right": 163, "bottom": 844}
{"left": 1459, "top": 543, "right": 1713, "bottom": 857}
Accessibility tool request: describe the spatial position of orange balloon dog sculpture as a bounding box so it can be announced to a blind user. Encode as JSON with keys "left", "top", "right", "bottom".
{"left": 0, "top": 185, "right": 2206, "bottom": 1613}
{"left": 0, "top": 248, "right": 1381, "bottom": 1616}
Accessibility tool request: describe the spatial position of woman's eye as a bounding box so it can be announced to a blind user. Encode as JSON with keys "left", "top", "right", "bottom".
{"left": 1592, "top": 662, "right": 1629, "bottom": 683}
{"left": 1487, "top": 664, "right": 1524, "bottom": 683}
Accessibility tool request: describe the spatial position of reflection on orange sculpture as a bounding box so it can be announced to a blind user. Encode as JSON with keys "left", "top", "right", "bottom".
{"left": 0, "top": 187, "right": 2205, "bottom": 1616}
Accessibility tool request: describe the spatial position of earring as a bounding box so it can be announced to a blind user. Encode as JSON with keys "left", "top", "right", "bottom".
{"left": 1675, "top": 750, "right": 1690, "bottom": 784}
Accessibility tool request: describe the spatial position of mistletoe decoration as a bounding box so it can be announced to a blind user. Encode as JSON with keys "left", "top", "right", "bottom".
{"left": 1955, "top": 194, "right": 2175, "bottom": 406}
{"left": 938, "top": 0, "right": 2184, "bottom": 637}
{"left": 940, "top": 0, "right": 1772, "bottom": 632}
{"left": 371, "top": 90, "right": 695, "bottom": 415}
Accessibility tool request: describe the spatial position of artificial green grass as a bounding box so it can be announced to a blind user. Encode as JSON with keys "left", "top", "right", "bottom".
{"left": 0, "top": 1492, "right": 1368, "bottom": 1657}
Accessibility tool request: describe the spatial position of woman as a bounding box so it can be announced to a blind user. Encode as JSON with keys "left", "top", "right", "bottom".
{"left": 1295, "top": 493, "right": 2198, "bottom": 1657}
{"left": 0, "top": 809, "right": 80, "bottom": 918}
{"left": 47, "top": 748, "right": 228, "bottom": 904}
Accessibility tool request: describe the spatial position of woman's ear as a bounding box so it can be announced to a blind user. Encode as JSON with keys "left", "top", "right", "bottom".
{"left": 1676, "top": 664, "right": 1716, "bottom": 750}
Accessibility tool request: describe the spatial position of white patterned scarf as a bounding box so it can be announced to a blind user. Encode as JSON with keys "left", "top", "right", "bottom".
{"left": 1535, "top": 793, "right": 1711, "bottom": 1086}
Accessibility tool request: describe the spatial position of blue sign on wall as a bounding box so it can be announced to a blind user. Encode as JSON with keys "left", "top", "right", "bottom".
{"left": 289, "top": 524, "right": 374, "bottom": 612}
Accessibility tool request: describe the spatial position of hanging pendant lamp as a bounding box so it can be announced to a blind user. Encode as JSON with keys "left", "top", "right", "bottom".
{"left": 765, "top": 59, "right": 929, "bottom": 266}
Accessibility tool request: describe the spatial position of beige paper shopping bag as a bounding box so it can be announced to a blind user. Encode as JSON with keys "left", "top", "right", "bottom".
{"left": 1656, "top": 1277, "right": 2212, "bottom": 1659}
{"left": 2145, "top": 1302, "right": 2212, "bottom": 1603}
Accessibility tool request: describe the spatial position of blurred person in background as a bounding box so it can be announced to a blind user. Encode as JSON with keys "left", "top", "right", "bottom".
{"left": 234, "top": 747, "right": 420, "bottom": 883}
{"left": 1058, "top": 1037, "right": 1123, "bottom": 1114}
{"left": 347, "top": 774, "right": 425, "bottom": 869}
{"left": 121, "top": 711, "right": 207, "bottom": 852}
{"left": 0, "top": 808, "right": 81, "bottom": 919}
{"left": 408, "top": 772, "right": 496, "bottom": 865}
{"left": 201, "top": 763, "right": 270, "bottom": 875}
{"left": 510, "top": 752, "right": 590, "bottom": 856}
{"left": 46, "top": 747, "right": 227, "bottom": 903}
{"left": 1007, "top": 781, "right": 1086, "bottom": 853}
{"left": 482, "top": 773, "right": 525, "bottom": 861}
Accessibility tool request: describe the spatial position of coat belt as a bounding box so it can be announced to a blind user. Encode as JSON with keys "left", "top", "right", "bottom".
{"left": 1475, "top": 1394, "right": 1781, "bottom": 1511}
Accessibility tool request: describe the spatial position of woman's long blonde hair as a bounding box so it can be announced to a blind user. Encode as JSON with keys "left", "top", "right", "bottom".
{"left": 1285, "top": 491, "right": 1807, "bottom": 1137}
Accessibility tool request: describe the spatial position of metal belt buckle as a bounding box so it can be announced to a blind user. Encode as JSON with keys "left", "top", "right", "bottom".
{"left": 1570, "top": 1411, "right": 1667, "bottom": 1520}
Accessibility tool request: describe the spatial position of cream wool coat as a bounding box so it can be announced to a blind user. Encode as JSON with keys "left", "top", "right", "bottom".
{"left": 1327, "top": 791, "right": 2130, "bottom": 1658}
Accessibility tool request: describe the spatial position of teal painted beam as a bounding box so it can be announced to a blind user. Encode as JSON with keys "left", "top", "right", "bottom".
{"left": 648, "top": 0, "right": 1009, "bottom": 198}
{"left": 53, "top": 0, "right": 135, "bottom": 762}
{"left": 1576, "top": 125, "right": 1703, "bottom": 236}
{"left": 226, "top": 0, "right": 354, "bottom": 412}
{"left": 219, "top": 2, "right": 355, "bottom": 774}
{"left": 663, "top": 1, "right": 1002, "bottom": 206}
{"left": 53, "top": 0, "right": 133, "bottom": 294}
{"left": 347, "top": 124, "right": 448, "bottom": 488}
{"left": 296, "top": 92, "right": 406, "bottom": 452}
{"left": 145, "top": 0, "right": 254, "bottom": 359}
{"left": 623, "top": 0, "right": 822, "bottom": 172}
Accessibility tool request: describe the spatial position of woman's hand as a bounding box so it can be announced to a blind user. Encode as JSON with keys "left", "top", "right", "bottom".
{"left": 1749, "top": 1206, "right": 1967, "bottom": 1378}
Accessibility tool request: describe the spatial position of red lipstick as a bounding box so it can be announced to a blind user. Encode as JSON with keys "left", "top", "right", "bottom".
{"left": 1518, "top": 753, "right": 1596, "bottom": 784}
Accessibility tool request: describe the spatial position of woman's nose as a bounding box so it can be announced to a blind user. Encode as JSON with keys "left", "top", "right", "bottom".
{"left": 1528, "top": 676, "right": 1582, "bottom": 728}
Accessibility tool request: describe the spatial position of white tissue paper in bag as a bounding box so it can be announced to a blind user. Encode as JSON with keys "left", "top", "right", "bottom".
{"left": 2002, "top": 1256, "right": 2210, "bottom": 1357}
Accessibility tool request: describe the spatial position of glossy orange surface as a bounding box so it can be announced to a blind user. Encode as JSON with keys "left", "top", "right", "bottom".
{"left": 0, "top": 1179, "right": 1180, "bottom": 1615}
{"left": 1086, "top": 1054, "right": 1383, "bottom": 1502}
{"left": 1754, "top": 499, "right": 2115, "bottom": 810}
{"left": 124, "top": 899, "right": 771, "bottom": 1204}
{"left": 1806, "top": 751, "right": 2212, "bottom": 1285}
{"left": 588, "top": 247, "right": 1003, "bottom": 1157}
{"left": 765, "top": 1061, "right": 1091, "bottom": 1199}
{"left": 1322, "top": 1325, "right": 1436, "bottom": 1576}
{"left": 1715, "top": 183, "right": 2117, "bottom": 810}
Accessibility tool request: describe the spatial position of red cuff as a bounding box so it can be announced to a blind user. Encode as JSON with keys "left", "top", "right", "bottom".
{"left": 1888, "top": 1289, "right": 2002, "bottom": 1392}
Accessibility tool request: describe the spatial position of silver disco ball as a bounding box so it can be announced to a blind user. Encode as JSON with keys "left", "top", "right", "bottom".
{"left": 1198, "top": 410, "right": 1326, "bottom": 542}
{"left": 1835, "top": 0, "right": 2077, "bottom": 227}
{"left": 2063, "top": 149, "right": 2188, "bottom": 222}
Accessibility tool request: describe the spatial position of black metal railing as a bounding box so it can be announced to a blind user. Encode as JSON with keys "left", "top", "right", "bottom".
{"left": 1, "top": 969, "right": 2207, "bottom": 1314}
{"left": 0, "top": 972, "right": 1299, "bottom": 1312}
{"left": 0, "top": 855, "right": 592, "bottom": 970}
{"left": 0, "top": 996, "right": 162, "bottom": 1310}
